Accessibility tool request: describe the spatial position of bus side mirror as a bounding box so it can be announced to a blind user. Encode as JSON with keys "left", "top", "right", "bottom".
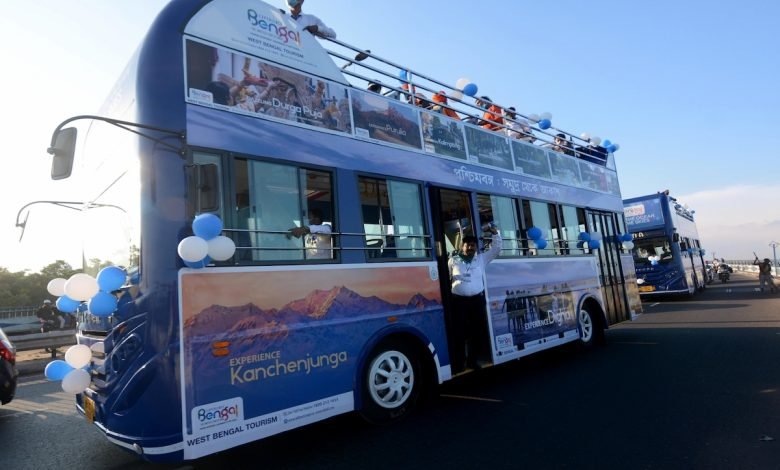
{"left": 48, "top": 127, "right": 78, "bottom": 180}
{"left": 186, "top": 163, "right": 220, "bottom": 213}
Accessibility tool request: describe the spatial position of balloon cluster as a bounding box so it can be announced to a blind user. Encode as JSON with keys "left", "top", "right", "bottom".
{"left": 527, "top": 112, "right": 553, "bottom": 130}
{"left": 450, "top": 77, "right": 478, "bottom": 101}
{"left": 601, "top": 139, "right": 620, "bottom": 153}
{"left": 44, "top": 344, "right": 95, "bottom": 394}
{"left": 578, "top": 232, "right": 601, "bottom": 250}
{"left": 579, "top": 133, "right": 620, "bottom": 153}
{"left": 619, "top": 233, "right": 634, "bottom": 251}
{"left": 177, "top": 214, "right": 236, "bottom": 268}
{"left": 47, "top": 266, "right": 127, "bottom": 317}
{"left": 527, "top": 226, "right": 548, "bottom": 250}
{"left": 648, "top": 255, "right": 660, "bottom": 266}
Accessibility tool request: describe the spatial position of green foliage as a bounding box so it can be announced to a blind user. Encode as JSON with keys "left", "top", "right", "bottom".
{"left": 0, "top": 260, "right": 79, "bottom": 307}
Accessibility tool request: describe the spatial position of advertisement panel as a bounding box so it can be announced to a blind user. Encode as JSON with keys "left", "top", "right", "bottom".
{"left": 465, "top": 126, "right": 514, "bottom": 171}
{"left": 485, "top": 258, "right": 601, "bottom": 361}
{"left": 420, "top": 110, "right": 467, "bottom": 160}
{"left": 548, "top": 151, "right": 582, "bottom": 186}
{"left": 185, "top": 39, "right": 351, "bottom": 133}
{"left": 624, "top": 198, "right": 665, "bottom": 230}
{"left": 179, "top": 263, "right": 444, "bottom": 459}
{"left": 351, "top": 90, "right": 422, "bottom": 149}
{"left": 512, "top": 140, "right": 552, "bottom": 179}
{"left": 183, "top": 0, "right": 348, "bottom": 85}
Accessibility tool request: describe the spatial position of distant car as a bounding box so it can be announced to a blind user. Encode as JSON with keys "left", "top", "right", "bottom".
{"left": 0, "top": 327, "right": 19, "bottom": 405}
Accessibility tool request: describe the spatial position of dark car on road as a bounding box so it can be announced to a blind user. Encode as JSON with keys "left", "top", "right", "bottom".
{"left": 0, "top": 327, "right": 19, "bottom": 404}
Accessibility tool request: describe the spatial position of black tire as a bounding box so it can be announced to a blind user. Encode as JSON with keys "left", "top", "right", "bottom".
{"left": 359, "top": 340, "right": 422, "bottom": 425}
{"left": 578, "top": 305, "right": 604, "bottom": 347}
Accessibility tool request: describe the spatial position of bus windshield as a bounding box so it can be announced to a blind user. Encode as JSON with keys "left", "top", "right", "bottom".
{"left": 632, "top": 236, "right": 674, "bottom": 264}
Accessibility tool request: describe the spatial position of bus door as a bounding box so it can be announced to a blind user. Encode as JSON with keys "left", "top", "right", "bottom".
{"left": 429, "top": 187, "right": 476, "bottom": 369}
{"left": 588, "top": 211, "right": 630, "bottom": 324}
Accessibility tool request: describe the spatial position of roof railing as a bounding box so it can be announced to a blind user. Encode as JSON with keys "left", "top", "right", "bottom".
{"left": 322, "top": 37, "right": 613, "bottom": 166}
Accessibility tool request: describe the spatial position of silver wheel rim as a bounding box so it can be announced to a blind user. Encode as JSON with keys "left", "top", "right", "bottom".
{"left": 368, "top": 350, "right": 414, "bottom": 409}
{"left": 579, "top": 309, "right": 593, "bottom": 342}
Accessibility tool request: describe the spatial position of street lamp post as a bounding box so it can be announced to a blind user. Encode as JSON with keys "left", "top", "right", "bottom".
{"left": 770, "top": 242, "right": 779, "bottom": 276}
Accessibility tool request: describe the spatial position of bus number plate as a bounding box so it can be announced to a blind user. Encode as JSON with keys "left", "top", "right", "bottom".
{"left": 83, "top": 395, "right": 95, "bottom": 423}
{"left": 639, "top": 285, "right": 656, "bottom": 292}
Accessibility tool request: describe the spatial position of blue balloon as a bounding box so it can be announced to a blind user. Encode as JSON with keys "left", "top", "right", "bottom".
{"left": 578, "top": 232, "right": 591, "bottom": 242}
{"left": 538, "top": 119, "right": 551, "bottom": 130}
{"left": 462, "top": 83, "right": 478, "bottom": 97}
{"left": 56, "top": 295, "right": 80, "bottom": 313}
{"left": 651, "top": 259, "right": 659, "bottom": 266}
{"left": 527, "top": 227, "right": 543, "bottom": 240}
{"left": 192, "top": 214, "right": 223, "bottom": 240}
{"left": 88, "top": 291, "right": 118, "bottom": 317}
{"left": 96, "top": 266, "right": 127, "bottom": 292}
{"left": 602, "top": 139, "right": 612, "bottom": 148}
{"left": 184, "top": 255, "right": 211, "bottom": 269}
{"left": 398, "top": 69, "right": 408, "bottom": 81}
{"left": 44, "top": 360, "right": 74, "bottom": 381}
{"left": 589, "top": 240, "right": 601, "bottom": 250}
{"left": 621, "top": 233, "right": 633, "bottom": 242}
{"left": 535, "top": 239, "right": 548, "bottom": 250}
{"left": 606, "top": 144, "right": 617, "bottom": 153}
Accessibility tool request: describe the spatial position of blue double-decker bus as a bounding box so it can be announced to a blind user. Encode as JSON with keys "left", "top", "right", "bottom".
{"left": 623, "top": 192, "right": 708, "bottom": 297}
{"left": 29, "top": 0, "right": 642, "bottom": 462}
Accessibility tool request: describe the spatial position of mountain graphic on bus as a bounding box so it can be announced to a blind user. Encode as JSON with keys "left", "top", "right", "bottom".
{"left": 183, "top": 285, "right": 441, "bottom": 338}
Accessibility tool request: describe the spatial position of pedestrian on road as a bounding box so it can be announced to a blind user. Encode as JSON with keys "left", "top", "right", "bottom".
{"left": 753, "top": 256, "right": 777, "bottom": 293}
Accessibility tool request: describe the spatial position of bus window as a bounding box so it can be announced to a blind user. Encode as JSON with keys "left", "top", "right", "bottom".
{"left": 359, "top": 176, "right": 427, "bottom": 259}
{"left": 561, "top": 205, "right": 587, "bottom": 255}
{"left": 523, "top": 200, "right": 561, "bottom": 255}
{"left": 476, "top": 194, "right": 521, "bottom": 256}
{"left": 236, "top": 158, "right": 334, "bottom": 262}
{"left": 192, "top": 151, "right": 224, "bottom": 218}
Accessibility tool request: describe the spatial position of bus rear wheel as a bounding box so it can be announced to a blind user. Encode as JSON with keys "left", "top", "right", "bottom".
{"left": 578, "top": 306, "right": 603, "bottom": 347}
{"left": 360, "top": 340, "right": 421, "bottom": 425}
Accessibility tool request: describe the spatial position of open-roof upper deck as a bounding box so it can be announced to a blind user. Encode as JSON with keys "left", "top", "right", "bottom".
{"left": 182, "top": 0, "right": 621, "bottom": 198}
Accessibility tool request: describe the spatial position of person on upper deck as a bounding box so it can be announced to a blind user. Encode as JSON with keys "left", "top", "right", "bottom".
{"left": 286, "top": 0, "right": 337, "bottom": 39}
{"left": 546, "top": 133, "right": 575, "bottom": 157}
{"left": 414, "top": 92, "right": 434, "bottom": 110}
{"left": 476, "top": 96, "right": 504, "bottom": 131}
{"left": 431, "top": 91, "right": 460, "bottom": 120}
{"left": 504, "top": 107, "right": 534, "bottom": 143}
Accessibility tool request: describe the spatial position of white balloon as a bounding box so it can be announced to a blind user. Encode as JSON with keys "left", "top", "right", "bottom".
{"left": 178, "top": 236, "right": 209, "bottom": 262}
{"left": 47, "top": 278, "right": 67, "bottom": 297}
{"left": 580, "top": 132, "right": 591, "bottom": 141}
{"left": 539, "top": 112, "right": 552, "bottom": 121}
{"left": 455, "top": 77, "right": 471, "bottom": 90}
{"left": 207, "top": 236, "right": 236, "bottom": 261}
{"left": 64, "top": 273, "right": 99, "bottom": 301}
{"left": 590, "top": 136, "right": 602, "bottom": 146}
{"left": 65, "top": 344, "right": 93, "bottom": 369}
{"left": 622, "top": 241, "right": 635, "bottom": 250}
{"left": 527, "top": 113, "right": 540, "bottom": 123}
{"left": 61, "top": 369, "right": 91, "bottom": 394}
{"left": 90, "top": 342, "right": 105, "bottom": 354}
{"left": 449, "top": 89, "right": 463, "bottom": 101}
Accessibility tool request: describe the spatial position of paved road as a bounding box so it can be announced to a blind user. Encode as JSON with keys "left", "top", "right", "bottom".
{"left": 2, "top": 272, "right": 779, "bottom": 469}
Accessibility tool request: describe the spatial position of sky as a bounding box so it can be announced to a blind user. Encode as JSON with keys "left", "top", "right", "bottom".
{"left": 1, "top": 0, "right": 779, "bottom": 273}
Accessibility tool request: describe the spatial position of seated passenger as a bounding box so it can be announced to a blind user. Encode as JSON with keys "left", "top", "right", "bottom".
{"left": 504, "top": 107, "right": 534, "bottom": 143}
{"left": 431, "top": 91, "right": 460, "bottom": 120}
{"left": 288, "top": 208, "right": 333, "bottom": 260}
{"left": 546, "top": 133, "right": 575, "bottom": 157}
{"left": 414, "top": 92, "right": 434, "bottom": 110}
{"left": 477, "top": 96, "right": 503, "bottom": 131}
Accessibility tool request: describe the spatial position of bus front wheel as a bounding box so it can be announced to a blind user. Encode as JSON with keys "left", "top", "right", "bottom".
{"left": 360, "top": 340, "right": 421, "bottom": 425}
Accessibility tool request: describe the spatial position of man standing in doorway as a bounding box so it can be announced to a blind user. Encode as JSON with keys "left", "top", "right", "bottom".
{"left": 448, "top": 225, "right": 502, "bottom": 372}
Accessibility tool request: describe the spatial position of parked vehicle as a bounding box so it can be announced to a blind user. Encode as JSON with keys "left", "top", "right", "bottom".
{"left": 0, "top": 327, "right": 19, "bottom": 405}
{"left": 704, "top": 262, "right": 715, "bottom": 284}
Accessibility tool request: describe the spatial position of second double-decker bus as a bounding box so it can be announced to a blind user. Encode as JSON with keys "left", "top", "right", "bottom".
{"left": 623, "top": 191, "right": 708, "bottom": 296}
{"left": 28, "top": 0, "right": 642, "bottom": 462}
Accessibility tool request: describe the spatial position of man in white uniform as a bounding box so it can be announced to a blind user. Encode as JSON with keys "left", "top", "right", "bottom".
{"left": 286, "top": 0, "right": 337, "bottom": 39}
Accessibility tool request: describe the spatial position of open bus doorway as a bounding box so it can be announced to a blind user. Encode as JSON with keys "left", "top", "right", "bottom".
{"left": 429, "top": 187, "right": 487, "bottom": 374}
